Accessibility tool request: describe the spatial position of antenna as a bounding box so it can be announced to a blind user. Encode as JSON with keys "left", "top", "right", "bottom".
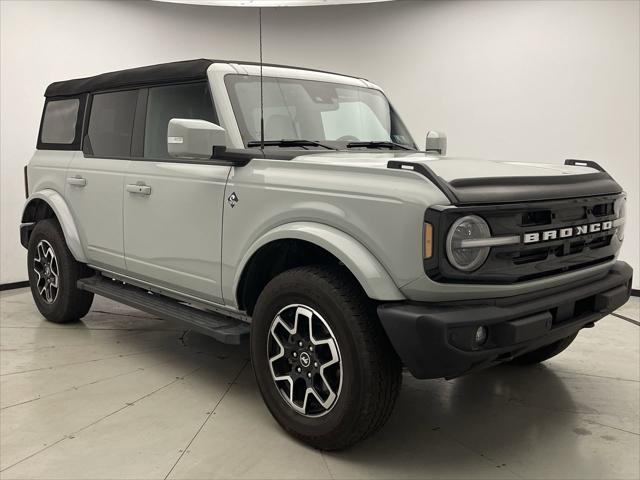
{"left": 259, "top": 7, "right": 264, "bottom": 150}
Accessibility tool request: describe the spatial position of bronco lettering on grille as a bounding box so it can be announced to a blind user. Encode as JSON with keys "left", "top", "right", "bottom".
{"left": 523, "top": 221, "right": 613, "bottom": 244}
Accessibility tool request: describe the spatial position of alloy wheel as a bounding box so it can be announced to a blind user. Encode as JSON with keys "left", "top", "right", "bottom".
{"left": 33, "top": 240, "right": 60, "bottom": 304}
{"left": 267, "top": 304, "right": 342, "bottom": 417}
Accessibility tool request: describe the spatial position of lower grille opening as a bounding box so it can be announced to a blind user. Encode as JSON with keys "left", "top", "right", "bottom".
{"left": 588, "top": 234, "right": 612, "bottom": 250}
{"left": 514, "top": 248, "right": 548, "bottom": 265}
{"left": 517, "top": 256, "right": 615, "bottom": 282}
{"left": 574, "top": 296, "right": 596, "bottom": 317}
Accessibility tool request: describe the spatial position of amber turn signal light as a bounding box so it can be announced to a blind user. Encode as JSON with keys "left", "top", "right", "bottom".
{"left": 424, "top": 222, "right": 433, "bottom": 259}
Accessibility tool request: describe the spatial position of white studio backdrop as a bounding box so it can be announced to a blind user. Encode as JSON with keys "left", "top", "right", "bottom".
{"left": 1, "top": 0, "right": 638, "bottom": 288}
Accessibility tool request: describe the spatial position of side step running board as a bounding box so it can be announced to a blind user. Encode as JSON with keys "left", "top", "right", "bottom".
{"left": 77, "top": 275, "right": 249, "bottom": 345}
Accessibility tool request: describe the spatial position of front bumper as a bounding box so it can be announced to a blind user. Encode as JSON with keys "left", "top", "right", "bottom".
{"left": 378, "top": 261, "right": 633, "bottom": 379}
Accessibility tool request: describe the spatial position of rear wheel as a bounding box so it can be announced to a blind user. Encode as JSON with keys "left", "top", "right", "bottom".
{"left": 251, "top": 265, "right": 402, "bottom": 450}
{"left": 27, "top": 219, "right": 94, "bottom": 323}
{"left": 509, "top": 333, "right": 578, "bottom": 366}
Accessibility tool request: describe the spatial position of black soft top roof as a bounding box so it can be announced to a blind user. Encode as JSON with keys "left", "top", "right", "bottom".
{"left": 44, "top": 59, "right": 361, "bottom": 98}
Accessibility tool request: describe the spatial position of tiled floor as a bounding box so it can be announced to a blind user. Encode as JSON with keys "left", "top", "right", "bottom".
{"left": 1, "top": 289, "right": 638, "bottom": 479}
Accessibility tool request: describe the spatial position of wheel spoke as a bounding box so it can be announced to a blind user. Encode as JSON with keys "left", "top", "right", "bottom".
{"left": 295, "top": 306, "right": 313, "bottom": 331}
{"left": 304, "top": 386, "right": 335, "bottom": 412}
{"left": 36, "top": 243, "right": 45, "bottom": 261}
{"left": 50, "top": 255, "right": 59, "bottom": 276}
{"left": 273, "top": 375, "right": 295, "bottom": 407}
{"left": 268, "top": 316, "right": 292, "bottom": 363}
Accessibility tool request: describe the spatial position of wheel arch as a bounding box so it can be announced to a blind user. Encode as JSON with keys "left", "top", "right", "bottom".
{"left": 234, "top": 222, "right": 405, "bottom": 314}
{"left": 21, "top": 189, "right": 86, "bottom": 263}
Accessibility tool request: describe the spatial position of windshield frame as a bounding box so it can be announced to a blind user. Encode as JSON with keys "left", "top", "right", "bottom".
{"left": 224, "top": 73, "right": 417, "bottom": 151}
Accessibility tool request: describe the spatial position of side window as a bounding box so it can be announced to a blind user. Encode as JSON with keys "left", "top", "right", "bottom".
{"left": 87, "top": 90, "right": 138, "bottom": 157}
{"left": 39, "top": 98, "right": 80, "bottom": 146}
{"left": 144, "top": 82, "right": 216, "bottom": 159}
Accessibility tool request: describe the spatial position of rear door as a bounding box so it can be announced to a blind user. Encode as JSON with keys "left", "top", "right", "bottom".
{"left": 65, "top": 89, "right": 138, "bottom": 270}
{"left": 123, "top": 82, "right": 230, "bottom": 304}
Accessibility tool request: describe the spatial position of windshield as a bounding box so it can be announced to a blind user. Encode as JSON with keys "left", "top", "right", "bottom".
{"left": 225, "top": 74, "right": 416, "bottom": 149}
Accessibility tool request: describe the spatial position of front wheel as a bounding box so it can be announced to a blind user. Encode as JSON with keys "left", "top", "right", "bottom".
{"left": 251, "top": 265, "right": 402, "bottom": 450}
{"left": 27, "top": 219, "right": 94, "bottom": 323}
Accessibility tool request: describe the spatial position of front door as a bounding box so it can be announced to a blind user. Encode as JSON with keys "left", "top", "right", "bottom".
{"left": 123, "top": 82, "right": 229, "bottom": 304}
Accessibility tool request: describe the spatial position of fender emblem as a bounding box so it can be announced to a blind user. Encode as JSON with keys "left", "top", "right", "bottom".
{"left": 227, "top": 192, "right": 239, "bottom": 208}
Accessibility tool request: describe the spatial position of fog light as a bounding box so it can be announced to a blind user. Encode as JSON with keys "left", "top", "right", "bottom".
{"left": 474, "top": 326, "right": 488, "bottom": 346}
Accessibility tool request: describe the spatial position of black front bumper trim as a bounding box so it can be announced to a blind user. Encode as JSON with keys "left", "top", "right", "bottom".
{"left": 378, "top": 261, "right": 633, "bottom": 380}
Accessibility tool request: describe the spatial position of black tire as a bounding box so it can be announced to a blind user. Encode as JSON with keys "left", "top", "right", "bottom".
{"left": 509, "top": 333, "right": 578, "bottom": 366}
{"left": 251, "top": 265, "right": 402, "bottom": 451}
{"left": 27, "top": 218, "right": 94, "bottom": 323}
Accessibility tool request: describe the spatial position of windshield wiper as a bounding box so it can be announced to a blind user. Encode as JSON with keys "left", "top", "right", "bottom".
{"left": 247, "top": 139, "right": 337, "bottom": 150}
{"left": 346, "top": 141, "right": 414, "bottom": 151}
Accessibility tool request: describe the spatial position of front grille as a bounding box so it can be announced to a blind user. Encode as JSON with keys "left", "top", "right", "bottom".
{"left": 424, "top": 194, "right": 625, "bottom": 284}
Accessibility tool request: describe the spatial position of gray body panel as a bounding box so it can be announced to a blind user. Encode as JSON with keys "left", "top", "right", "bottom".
{"left": 65, "top": 155, "right": 128, "bottom": 270}
{"left": 123, "top": 160, "right": 230, "bottom": 304}
{"left": 22, "top": 151, "right": 85, "bottom": 262}
{"left": 220, "top": 157, "right": 443, "bottom": 306}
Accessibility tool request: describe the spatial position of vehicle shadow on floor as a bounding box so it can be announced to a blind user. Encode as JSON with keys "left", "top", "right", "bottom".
{"left": 344, "top": 364, "right": 576, "bottom": 448}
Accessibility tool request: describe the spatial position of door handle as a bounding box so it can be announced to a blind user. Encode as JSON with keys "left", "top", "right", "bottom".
{"left": 67, "top": 176, "right": 87, "bottom": 187}
{"left": 126, "top": 183, "right": 151, "bottom": 195}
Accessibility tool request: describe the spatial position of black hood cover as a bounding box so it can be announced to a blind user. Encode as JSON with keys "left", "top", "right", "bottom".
{"left": 448, "top": 172, "right": 623, "bottom": 205}
{"left": 387, "top": 160, "right": 623, "bottom": 205}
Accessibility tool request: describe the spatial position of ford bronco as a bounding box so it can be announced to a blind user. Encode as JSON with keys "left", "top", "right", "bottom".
{"left": 20, "top": 59, "right": 632, "bottom": 450}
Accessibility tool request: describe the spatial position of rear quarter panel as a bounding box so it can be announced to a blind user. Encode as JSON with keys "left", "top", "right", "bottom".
{"left": 27, "top": 150, "right": 76, "bottom": 196}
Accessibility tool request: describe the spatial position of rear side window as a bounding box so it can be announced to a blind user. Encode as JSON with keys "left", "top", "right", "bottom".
{"left": 86, "top": 90, "right": 138, "bottom": 157}
{"left": 38, "top": 97, "right": 85, "bottom": 150}
{"left": 41, "top": 99, "right": 79, "bottom": 144}
{"left": 144, "top": 82, "right": 216, "bottom": 159}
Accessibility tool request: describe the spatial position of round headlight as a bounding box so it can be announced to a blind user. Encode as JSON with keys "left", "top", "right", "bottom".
{"left": 446, "top": 215, "right": 491, "bottom": 272}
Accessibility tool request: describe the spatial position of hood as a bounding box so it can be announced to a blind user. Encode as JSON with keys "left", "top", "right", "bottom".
{"left": 292, "top": 151, "right": 596, "bottom": 178}
{"left": 290, "top": 151, "right": 623, "bottom": 204}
